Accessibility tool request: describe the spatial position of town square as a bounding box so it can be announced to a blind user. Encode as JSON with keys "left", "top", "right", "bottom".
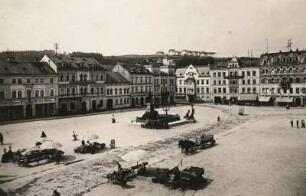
{"left": 1, "top": 0, "right": 306, "bottom": 195}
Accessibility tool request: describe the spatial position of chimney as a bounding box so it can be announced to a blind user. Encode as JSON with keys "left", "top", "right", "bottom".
{"left": 7, "top": 56, "right": 15, "bottom": 62}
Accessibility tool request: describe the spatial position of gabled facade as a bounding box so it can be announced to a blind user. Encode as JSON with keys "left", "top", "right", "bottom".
{"left": 176, "top": 64, "right": 211, "bottom": 102}
{"left": 112, "top": 63, "right": 153, "bottom": 107}
{"left": 41, "top": 54, "right": 106, "bottom": 114}
{"left": 105, "top": 72, "right": 131, "bottom": 109}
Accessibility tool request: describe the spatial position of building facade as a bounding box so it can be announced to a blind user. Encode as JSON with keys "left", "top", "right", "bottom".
{"left": 259, "top": 50, "right": 306, "bottom": 106}
{"left": 112, "top": 63, "right": 153, "bottom": 107}
{"left": 105, "top": 72, "right": 131, "bottom": 109}
{"left": 176, "top": 64, "right": 211, "bottom": 102}
{"left": 0, "top": 59, "right": 58, "bottom": 121}
{"left": 41, "top": 54, "right": 106, "bottom": 114}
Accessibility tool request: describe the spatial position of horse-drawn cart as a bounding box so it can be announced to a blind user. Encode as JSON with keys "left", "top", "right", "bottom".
{"left": 17, "top": 148, "right": 64, "bottom": 166}
{"left": 74, "top": 142, "right": 105, "bottom": 154}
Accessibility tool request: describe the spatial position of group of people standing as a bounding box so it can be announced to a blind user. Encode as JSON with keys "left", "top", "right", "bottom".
{"left": 290, "top": 119, "right": 306, "bottom": 128}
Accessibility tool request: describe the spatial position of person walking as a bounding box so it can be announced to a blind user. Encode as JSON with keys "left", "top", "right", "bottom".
{"left": 41, "top": 131, "right": 47, "bottom": 138}
{"left": 302, "top": 120, "right": 305, "bottom": 129}
{"left": 0, "top": 132, "right": 3, "bottom": 145}
{"left": 296, "top": 120, "right": 299, "bottom": 129}
{"left": 290, "top": 120, "right": 294, "bottom": 128}
{"left": 217, "top": 116, "right": 220, "bottom": 122}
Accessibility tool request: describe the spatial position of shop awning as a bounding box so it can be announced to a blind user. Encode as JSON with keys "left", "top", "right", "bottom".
{"left": 275, "top": 97, "right": 293, "bottom": 103}
{"left": 259, "top": 96, "right": 271, "bottom": 102}
{"left": 238, "top": 94, "right": 258, "bottom": 101}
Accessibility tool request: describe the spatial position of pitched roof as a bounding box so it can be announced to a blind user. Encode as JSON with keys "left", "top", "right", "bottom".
{"left": 102, "top": 64, "right": 116, "bottom": 71}
{"left": 196, "top": 66, "right": 210, "bottom": 76}
{"left": 106, "top": 72, "right": 130, "bottom": 84}
{"left": 119, "top": 63, "right": 153, "bottom": 75}
{"left": 175, "top": 68, "right": 186, "bottom": 77}
{"left": 46, "top": 54, "right": 105, "bottom": 70}
{"left": 240, "top": 58, "right": 260, "bottom": 67}
{"left": 0, "top": 60, "right": 56, "bottom": 75}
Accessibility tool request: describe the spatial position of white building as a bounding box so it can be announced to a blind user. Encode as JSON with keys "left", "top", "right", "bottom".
{"left": 176, "top": 64, "right": 211, "bottom": 102}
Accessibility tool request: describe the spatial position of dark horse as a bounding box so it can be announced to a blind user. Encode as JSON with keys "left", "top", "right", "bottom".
{"left": 178, "top": 140, "right": 196, "bottom": 155}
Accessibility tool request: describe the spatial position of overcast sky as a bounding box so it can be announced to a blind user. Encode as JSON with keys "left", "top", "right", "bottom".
{"left": 1, "top": 0, "right": 306, "bottom": 57}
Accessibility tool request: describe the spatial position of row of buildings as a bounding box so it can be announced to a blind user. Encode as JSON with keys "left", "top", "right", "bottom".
{"left": 1, "top": 49, "right": 306, "bottom": 121}
{"left": 176, "top": 49, "right": 306, "bottom": 107}
{"left": 0, "top": 54, "right": 176, "bottom": 121}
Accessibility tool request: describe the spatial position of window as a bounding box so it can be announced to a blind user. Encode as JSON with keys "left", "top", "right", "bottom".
{"left": 252, "top": 71, "right": 256, "bottom": 76}
{"left": 253, "top": 79, "right": 256, "bottom": 84}
{"left": 67, "top": 88, "right": 70, "bottom": 96}
{"left": 247, "top": 88, "right": 251, "bottom": 93}
{"left": 0, "top": 91, "right": 4, "bottom": 99}
{"left": 242, "top": 88, "right": 245, "bottom": 93}
{"left": 18, "top": 78, "right": 22, "bottom": 84}
{"left": 247, "top": 71, "right": 250, "bottom": 76}
{"left": 242, "top": 80, "right": 245, "bottom": 85}
{"left": 72, "top": 88, "right": 75, "bottom": 96}
{"left": 35, "top": 90, "right": 39, "bottom": 98}
{"left": 223, "top": 88, "right": 226, "bottom": 93}
{"left": 80, "top": 74, "right": 83, "bottom": 81}
{"left": 0, "top": 79, "right": 4, "bottom": 84}
{"left": 253, "top": 87, "right": 256, "bottom": 93}
{"left": 50, "top": 89, "right": 54, "bottom": 97}
{"left": 18, "top": 90, "right": 22, "bottom": 98}
{"left": 247, "top": 80, "right": 250, "bottom": 85}
{"left": 40, "top": 78, "right": 43, "bottom": 83}
{"left": 91, "top": 88, "right": 94, "bottom": 95}
{"left": 296, "top": 88, "right": 300, "bottom": 94}
{"left": 50, "top": 78, "right": 54, "bottom": 83}
{"left": 12, "top": 78, "right": 16, "bottom": 84}
{"left": 66, "top": 75, "right": 69, "bottom": 81}
{"left": 72, "top": 75, "right": 75, "bottom": 81}
{"left": 242, "top": 71, "right": 245, "bottom": 76}
{"left": 40, "top": 90, "right": 44, "bottom": 97}
{"left": 12, "top": 91, "right": 16, "bottom": 98}
{"left": 218, "top": 72, "right": 221, "bottom": 77}
{"left": 84, "top": 74, "right": 87, "bottom": 81}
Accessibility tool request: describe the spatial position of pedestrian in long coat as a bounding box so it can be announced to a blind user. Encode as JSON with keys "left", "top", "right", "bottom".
{"left": 296, "top": 120, "right": 299, "bottom": 129}
{"left": 290, "top": 120, "right": 294, "bottom": 128}
{"left": 0, "top": 132, "right": 3, "bottom": 145}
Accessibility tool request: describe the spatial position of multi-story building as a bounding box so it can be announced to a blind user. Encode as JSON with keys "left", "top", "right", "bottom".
{"left": 144, "top": 62, "right": 176, "bottom": 105}
{"left": 105, "top": 72, "right": 131, "bottom": 109}
{"left": 211, "top": 57, "right": 260, "bottom": 104}
{"left": 259, "top": 50, "right": 306, "bottom": 106}
{"left": 112, "top": 63, "right": 153, "bottom": 107}
{"left": 41, "top": 54, "right": 106, "bottom": 113}
{"left": 0, "top": 58, "right": 58, "bottom": 121}
{"left": 176, "top": 64, "right": 210, "bottom": 102}
{"left": 238, "top": 59, "right": 260, "bottom": 104}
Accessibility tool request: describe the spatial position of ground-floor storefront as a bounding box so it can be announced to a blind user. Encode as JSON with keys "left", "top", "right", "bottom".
{"left": 0, "top": 102, "right": 57, "bottom": 121}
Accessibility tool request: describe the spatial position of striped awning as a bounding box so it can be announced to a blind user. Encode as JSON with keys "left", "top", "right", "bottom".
{"left": 275, "top": 97, "right": 293, "bottom": 103}
{"left": 259, "top": 96, "right": 271, "bottom": 102}
{"left": 238, "top": 94, "right": 258, "bottom": 101}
